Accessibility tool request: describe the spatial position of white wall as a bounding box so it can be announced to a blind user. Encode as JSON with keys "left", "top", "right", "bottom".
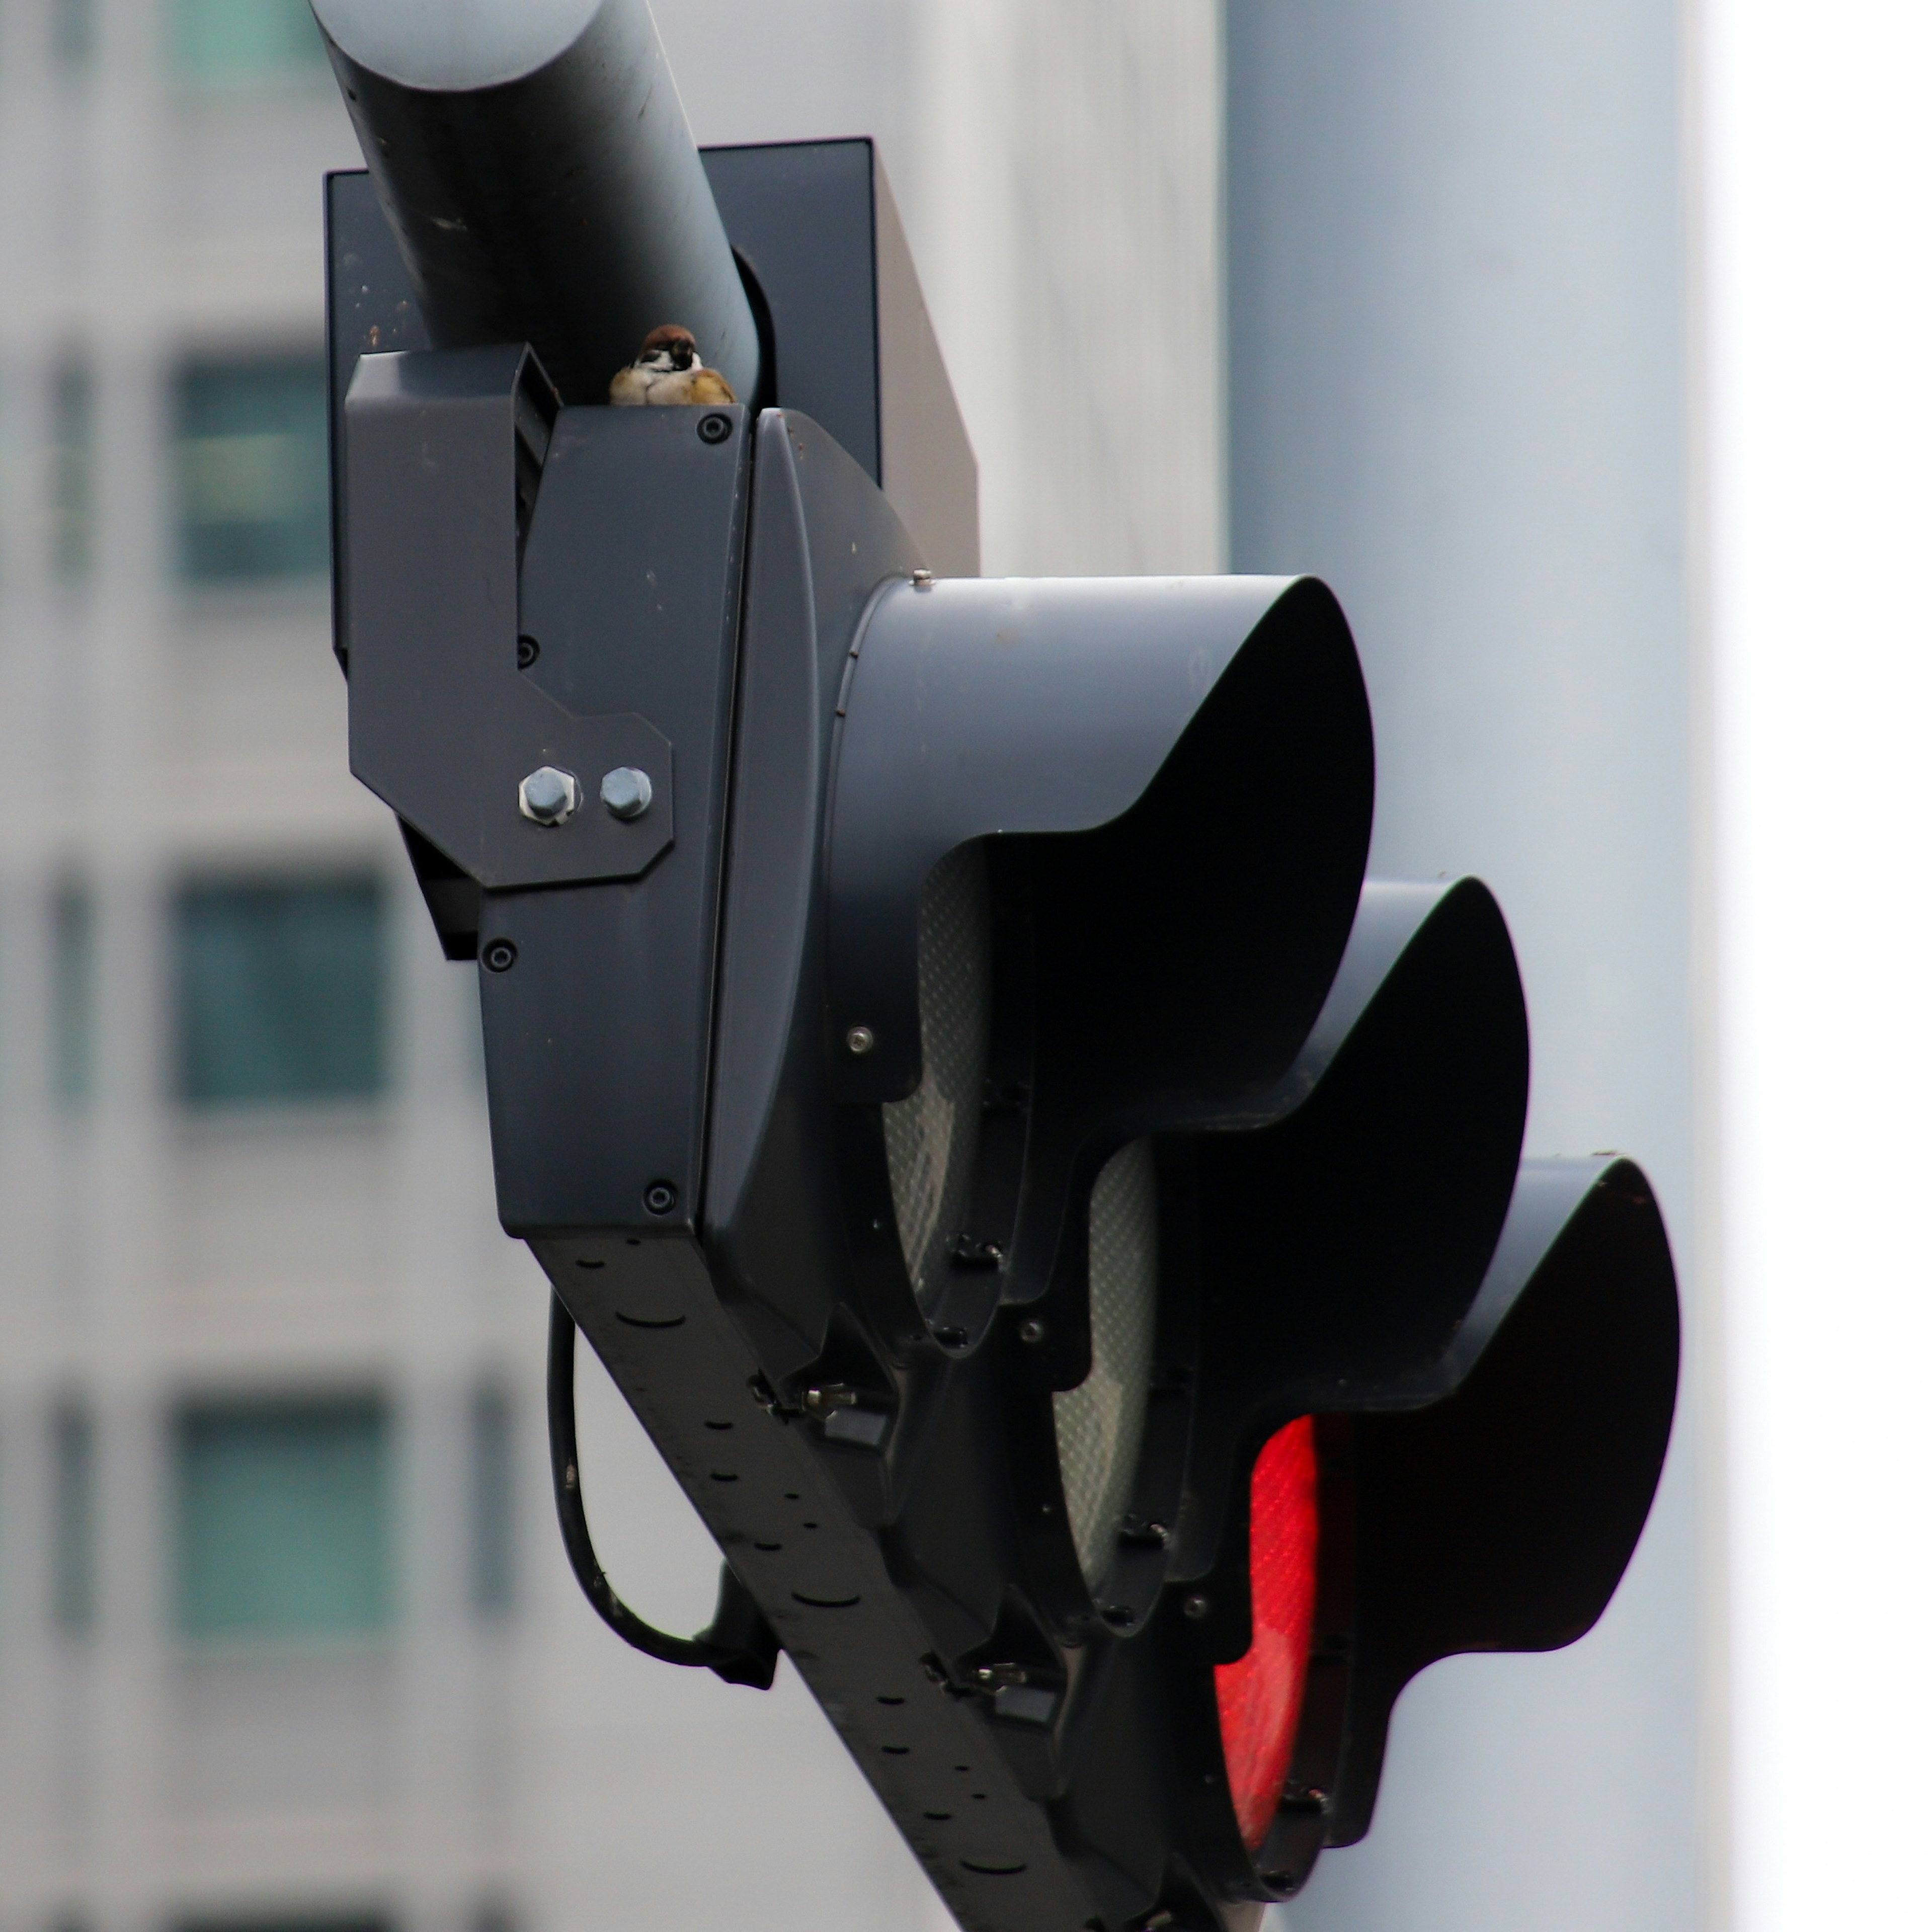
{"left": 1701, "top": 4, "right": 1932, "bottom": 1930}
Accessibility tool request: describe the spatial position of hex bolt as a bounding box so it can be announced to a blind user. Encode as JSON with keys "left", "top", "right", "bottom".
{"left": 600, "top": 766, "right": 653, "bottom": 821}
{"left": 845, "top": 1025, "right": 875, "bottom": 1055}
{"left": 518, "top": 765, "right": 579, "bottom": 826}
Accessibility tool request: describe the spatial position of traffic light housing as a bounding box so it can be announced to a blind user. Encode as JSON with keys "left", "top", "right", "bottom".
{"left": 329, "top": 137, "right": 1678, "bottom": 1932}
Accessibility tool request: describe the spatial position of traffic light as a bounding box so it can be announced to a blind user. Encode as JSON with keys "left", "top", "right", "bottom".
{"left": 318, "top": 4, "right": 1679, "bottom": 1925}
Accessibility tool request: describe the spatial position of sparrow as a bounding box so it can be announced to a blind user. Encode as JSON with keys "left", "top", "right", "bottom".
{"left": 609, "top": 324, "right": 738, "bottom": 407}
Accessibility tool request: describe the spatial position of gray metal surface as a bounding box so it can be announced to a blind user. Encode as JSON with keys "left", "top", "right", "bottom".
{"left": 703, "top": 407, "right": 923, "bottom": 1357}
{"left": 1053, "top": 1138, "right": 1158, "bottom": 1587}
{"left": 342, "top": 350, "right": 750, "bottom": 893}
{"left": 472, "top": 398, "right": 750, "bottom": 1231}
{"left": 702, "top": 140, "right": 980, "bottom": 573}
{"left": 1226, "top": 0, "right": 1696, "bottom": 1916}
{"left": 880, "top": 842, "right": 991, "bottom": 1310}
{"left": 311, "top": 0, "right": 759, "bottom": 406}
{"left": 827, "top": 572, "right": 1297, "bottom": 1102}
{"left": 541, "top": 1230, "right": 1097, "bottom": 1932}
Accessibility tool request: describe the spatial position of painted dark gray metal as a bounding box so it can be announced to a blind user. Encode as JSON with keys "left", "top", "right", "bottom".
{"left": 324, "top": 134, "right": 1678, "bottom": 1930}
{"left": 702, "top": 140, "right": 979, "bottom": 574}
{"left": 325, "top": 172, "right": 430, "bottom": 671}
{"left": 827, "top": 574, "right": 1299, "bottom": 1102}
{"left": 1333, "top": 1156, "right": 1681, "bottom": 1845}
{"left": 703, "top": 140, "right": 882, "bottom": 479}
{"left": 311, "top": 0, "right": 758, "bottom": 406}
{"left": 341, "top": 349, "right": 749, "bottom": 893}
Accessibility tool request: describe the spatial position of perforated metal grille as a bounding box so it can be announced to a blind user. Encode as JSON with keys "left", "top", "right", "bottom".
{"left": 1054, "top": 1139, "right": 1158, "bottom": 1589}
{"left": 881, "top": 843, "right": 991, "bottom": 1310}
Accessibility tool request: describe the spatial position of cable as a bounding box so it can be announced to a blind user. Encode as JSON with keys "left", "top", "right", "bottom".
{"left": 546, "top": 1292, "right": 779, "bottom": 1688}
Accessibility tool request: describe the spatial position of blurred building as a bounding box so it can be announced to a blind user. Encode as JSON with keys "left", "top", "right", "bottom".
{"left": 0, "top": 6, "right": 1225, "bottom": 1932}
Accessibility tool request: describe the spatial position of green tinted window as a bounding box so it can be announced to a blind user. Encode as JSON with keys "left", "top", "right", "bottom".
{"left": 51, "top": 363, "right": 93, "bottom": 581}
{"left": 175, "top": 358, "right": 329, "bottom": 582}
{"left": 176, "top": 877, "right": 385, "bottom": 1104}
{"left": 175, "top": 1400, "right": 393, "bottom": 1637}
{"left": 52, "top": 1403, "right": 95, "bottom": 1634}
{"left": 469, "top": 1386, "right": 515, "bottom": 1617}
{"left": 172, "top": 0, "right": 328, "bottom": 86}
{"left": 54, "top": 884, "right": 94, "bottom": 1106}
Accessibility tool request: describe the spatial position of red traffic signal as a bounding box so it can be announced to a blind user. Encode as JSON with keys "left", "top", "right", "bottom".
{"left": 328, "top": 137, "right": 1677, "bottom": 1932}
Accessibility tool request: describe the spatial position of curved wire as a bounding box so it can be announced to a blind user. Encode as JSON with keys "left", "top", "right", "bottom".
{"left": 546, "top": 1293, "right": 778, "bottom": 1685}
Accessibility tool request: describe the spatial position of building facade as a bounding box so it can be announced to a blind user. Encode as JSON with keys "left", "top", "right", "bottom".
{"left": 0, "top": 5, "right": 1228, "bottom": 1932}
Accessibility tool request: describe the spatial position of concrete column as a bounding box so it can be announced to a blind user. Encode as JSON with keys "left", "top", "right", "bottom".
{"left": 909, "top": 0, "right": 1225, "bottom": 575}
{"left": 1225, "top": 3, "right": 1702, "bottom": 1928}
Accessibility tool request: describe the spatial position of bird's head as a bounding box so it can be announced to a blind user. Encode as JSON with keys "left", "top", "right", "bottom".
{"left": 636, "top": 324, "right": 700, "bottom": 373}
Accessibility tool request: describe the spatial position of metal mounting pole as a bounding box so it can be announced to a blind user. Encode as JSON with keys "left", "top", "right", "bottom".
{"left": 310, "top": 0, "right": 760, "bottom": 406}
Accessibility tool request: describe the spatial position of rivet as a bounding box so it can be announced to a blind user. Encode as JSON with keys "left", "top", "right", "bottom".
{"left": 644, "top": 1180, "right": 679, "bottom": 1216}
{"left": 481, "top": 938, "right": 518, "bottom": 974}
{"left": 698, "top": 412, "right": 733, "bottom": 444}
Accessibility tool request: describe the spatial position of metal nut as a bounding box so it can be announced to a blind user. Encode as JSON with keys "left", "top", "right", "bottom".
{"left": 518, "top": 765, "right": 579, "bottom": 826}
{"left": 600, "top": 765, "right": 653, "bottom": 821}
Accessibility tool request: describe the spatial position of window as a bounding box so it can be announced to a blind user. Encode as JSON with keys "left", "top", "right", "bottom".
{"left": 469, "top": 1386, "right": 515, "bottom": 1618}
{"left": 51, "top": 1401, "right": 95, "bottom": 1634}
{"left": 53, "top": 0, "right": 93, "bottom": 68}
{"left": 174, "top": 357, "right": 329, "bottom": 583}
{"left": 53, "top": 883, "right": 94, "bottom": 1106}
{"left": 174, "top": 1398, "right": 393, "bottom": 1639}
{"left": 171, "top": 0, "right": 329, "bottom": 87}
{"left": 177, "top": 1915, "right": 389, "bottom": 1932}
{"left": 51, "top": 363, "right": 92, "bottom": 581}
{"left": 175, "top": 877, "right": 386, "bottom": 1105}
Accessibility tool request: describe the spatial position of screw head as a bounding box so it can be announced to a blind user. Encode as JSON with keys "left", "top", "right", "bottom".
{"left": 698, "top": 412, "right": 733, "bottom": 444}
{"left": 911, "top": 568, "right": 935, "bottom": 589}
{"left": 1018, "top": 1318, "right": 1047, "bottom": 1345}
{"left": 1183, "top": 1593, "right": 1211, "bottom": 1620}
{"left": 644, "top": 1180, "right": 679, "bottom": 1216}
{"left": 845, "top": 1024, "right": 875, "bottom": 1056}
{"left": 516, "top": 634, "right": 540, "bottom": 669}
{"left": 518, "top": 765, "right": 579, "bottom": 826}
{"left": 600, "top": 766, "right": 653, "bottom": 821}
{"left": 481, "top": 938, "right": 518, "bottom": 974}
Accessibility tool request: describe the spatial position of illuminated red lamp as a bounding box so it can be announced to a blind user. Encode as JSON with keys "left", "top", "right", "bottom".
{"left": 1214, "top": 1415, "right": 1321, "bottom": 1848}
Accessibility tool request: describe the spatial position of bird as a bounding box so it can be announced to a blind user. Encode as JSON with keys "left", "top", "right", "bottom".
{"left": 609, "top": 325, "right": 738, "bottom": 407}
